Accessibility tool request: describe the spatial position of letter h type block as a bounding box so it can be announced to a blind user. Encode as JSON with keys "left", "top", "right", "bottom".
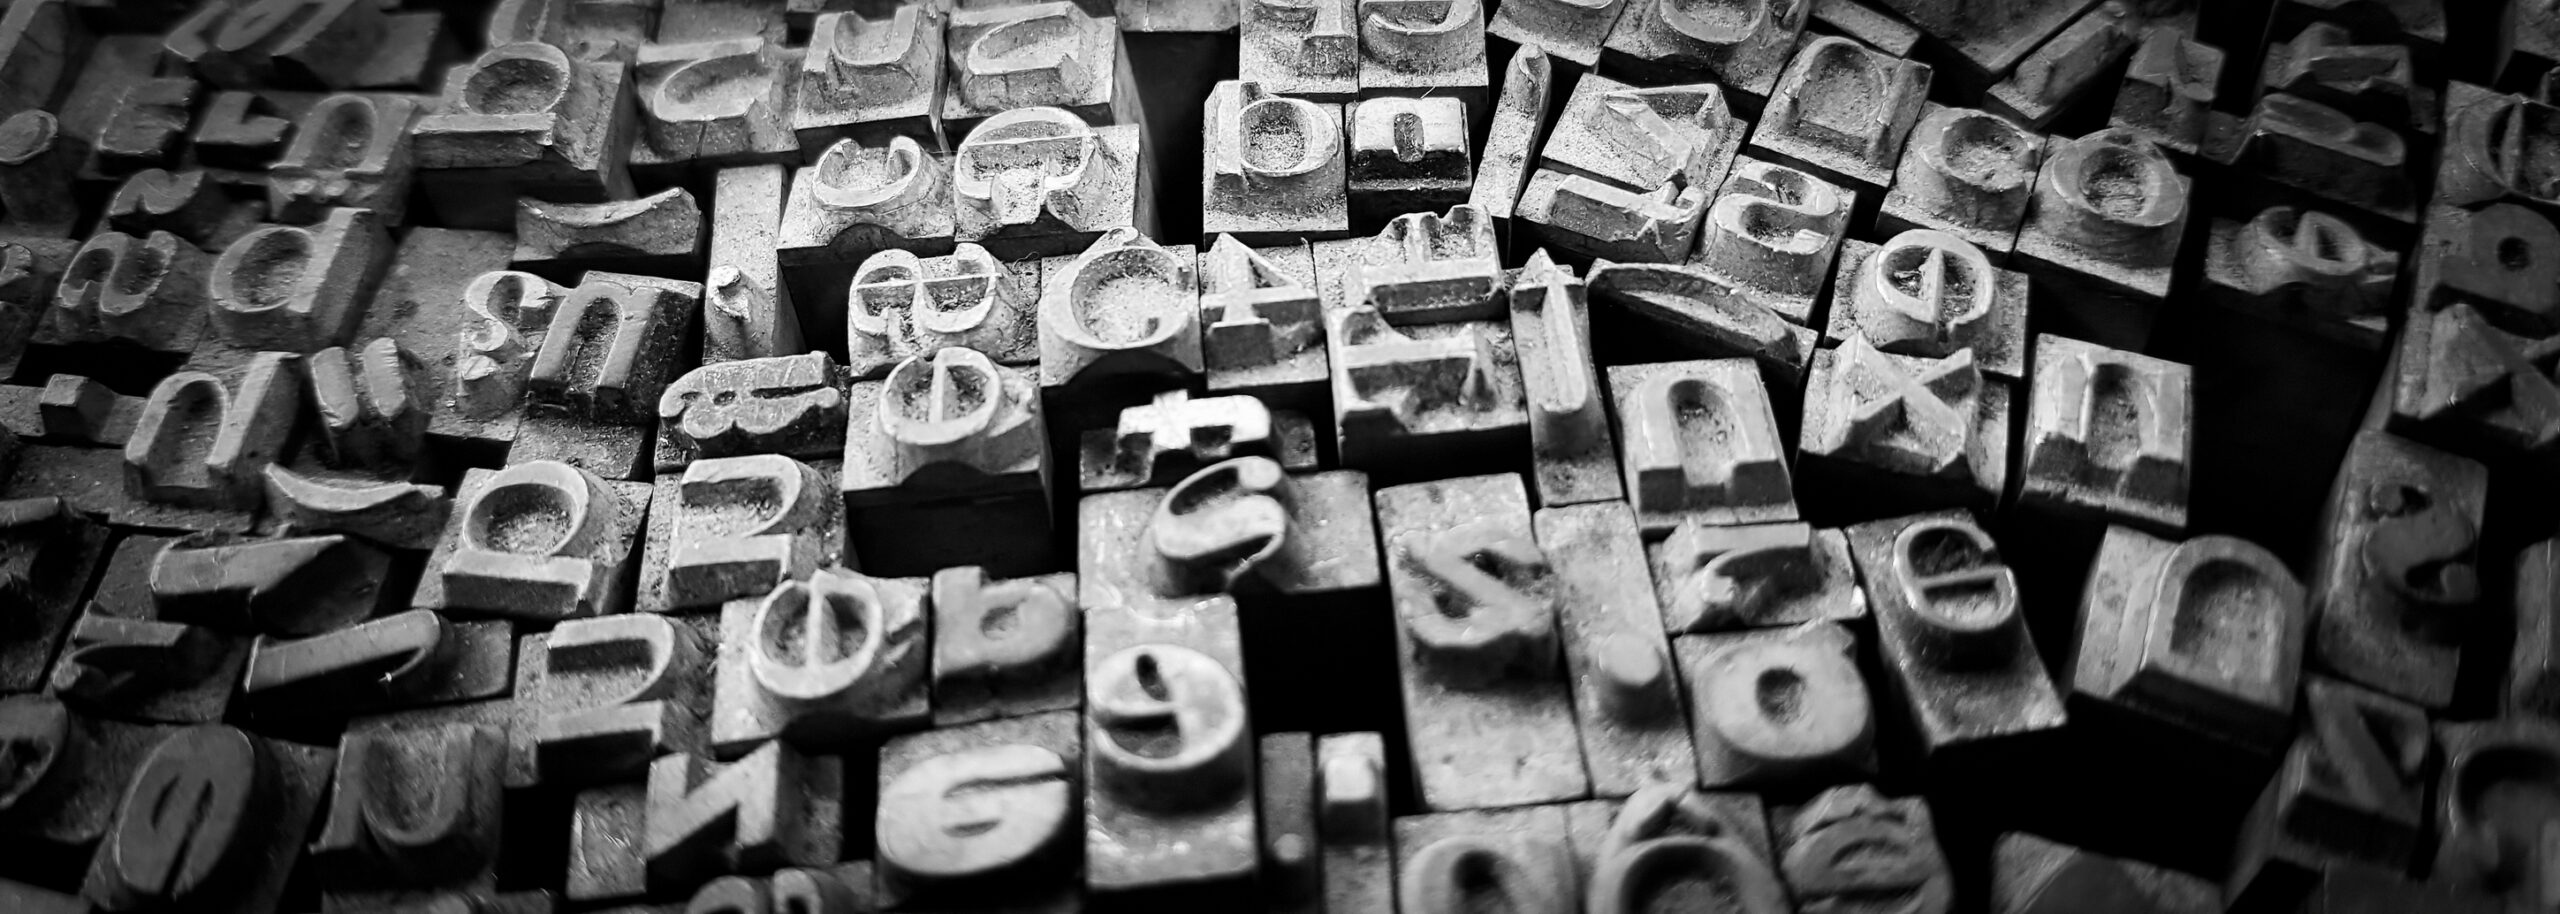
{"left": 1848, "top": 510, "right": 2064, "bottom": 761}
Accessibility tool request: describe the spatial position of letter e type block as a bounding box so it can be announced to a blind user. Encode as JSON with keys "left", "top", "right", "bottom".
{"left": 1848, "top": 510, "right": 2065, "bottom": 761}
{"left": 1203, "top": 80, "right": 1348, "bottom": 243}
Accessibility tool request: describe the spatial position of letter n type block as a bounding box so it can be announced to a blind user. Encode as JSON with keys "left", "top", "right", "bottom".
{"left": 419, "top": 461, "right": 646, "bottom": 621}
{"left": 712, "top": 567, "right": 929, "bottom": 755}
{"left": 2308, "top": 432, "right": 2484, "bottom": 710}
{"left": 645, "top": 741, "right": 844, "bottom": 894}
{"left": 1535, "top": 501, "right": 1693, "bottom": 796}
{"left": 875, "top": 709, "right": 1081, "bottom": 909}
{"left": 2071, "top": 526, "right": 2308, "bottom": 755}
{"left": 639, "top": 454, "right": 841, "bottom": 614}
{"left": 930, "top": 566, "right": 1080, "bottom": 726}
{"left": 2228, "top": 677, "right": 2429, "bottom": 913}
{"left": 124, "top": 353, "right": 303, "bottom": 514}
{"left": 2019, "top": 335, "right": 2191, "bottom": 533}
{"left": 1375, "top": 473, "right": 1590, "bottom": 811}
{"left": 526, "top": 613, "right": 711, "bottom": 787}
{"left": 1848, "top": 510, "right": 2064, "bottom": 763}
{"left": 1675, "top": 622, "right": 1876, "bottom": 789}
{"left": 1608, "top": 358, "right": 1795, "bottom": 536}
{"left": 1748, "top": 36, "right": 1931, "bottom": 195}
{"left": 310, "top": 723, "right": 506, "bottom": 905}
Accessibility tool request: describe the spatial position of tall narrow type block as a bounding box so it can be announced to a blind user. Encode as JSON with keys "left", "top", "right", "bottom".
{"left": 1318, "top": 732, "right": 1392, "bottom": 913}
{"left": 1609, "top": 358, "right": 1796, "bottom": 535}
{"left": 415, "top": 461, "right": 650, "bottom": 622}
{"left": 1199, "top": 236, "right": 1327, "bottom": 408}
{"left": 1535, "top": 501, "right": 1693, "bottom": 796}
{"left": 2072, "top": 526, "right": 2309, "bottom": 755}
{"left": 1510, "top": 251, "right": 1622, "bottom": 506}
{"left": 2018, "top": 335, "right": 2192, "bottom": 533}
{"left": 1687, "top": 157, "right": 1854, "bottom": 325}
{"left": 1258, "top": 732, "right": 1320, "bottom": 914}
{"left": 1202, "top": 80, "right": 1348, "bottom": 243}
{"left": 1878, "top": 104, "right": 2047, "bottom": 262}
{"left": 793, "top": 6, "right": 945, "bottom": 152}
{"left": 874, "top": 710, "right": 1083, "bottom": 910}
{"left": 2308, "top": 432, "right": 2484, "bottom": 710}
{"left": 2515, "top": 540, "right": 2560, "bottom": 723}
{"left": 414, "top": 42, "right": 638, "bottom": 230}
{"left": 1747, "top": 35, "right": 1931, "bottom": 196}
{"left": 1470, "top": 45, "right": 1553, "bottom": 229}
{"left": 710, "top": 566, "right": 929, "bottom": 755}
{"left": 706, "top": 164, "right": 804, "bottom": 362}
{"left": 1601, "top": 0, "right": 1811, "bottom": 105}
{"left": 1675, "top": 621, "right": 1876, "bottom": 789}
{"left": 1848, "top": 511, "right": 2065, "bottom": 759}
{"left": 843, "top": 243, "right": 1033, "bottom": 380}
{"left": 1375, "top": 473, "right": 1591, "bottom": 811}
{"left": 952, "top": 107, "right": 1150, "bottom": 259}
{"left": 1354, "top": 0, "right": 1487, "bottom": 104}
{"left": 1240, "top": 0, "right": 1357, "bottom": 101}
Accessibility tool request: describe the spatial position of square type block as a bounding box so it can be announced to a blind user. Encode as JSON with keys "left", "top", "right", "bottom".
{"left": 2017, "top": 334, "right": 2191, "bottom": 533}
{"left": 1822, "top": 234, "right": 2030, "bottom": 383}
{"left": 1608, "top": 358, "right": 1797, "bottom": 535}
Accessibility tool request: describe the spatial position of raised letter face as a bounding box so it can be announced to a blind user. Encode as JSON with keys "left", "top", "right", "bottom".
{"left": 953, "top": 107, "right": 1117, "bottom": 246}
{"left": 534, "top": 613, "right": 705, "bottom": 785}
{"left": 658, "top": 353, "right": 847, "bottom": 461}
{"left": 667, "top": 455, "right": 834, "bottom": 609}
{"left": 2311, "top": 433, "right": 2485, "bottom": 709}
{"left": 1803, "top": 335, "right": 1987, "bottom": 488}
{"left": 746, "top": 567, "right": 926, "bottom": 719}
{"left": 88, "top": 725, "right": 275, "bottom": 910}
{"left": 528, "top": 276, "right": 695, "bottom": 425}
{"left": 434, "top": 460, "right": 627, "bottom": 620}
{"left": 311, "top": 723, "right": 504, "bottom": 889}
{"left": 1755, "top": 36, "right": 1932, "bottom": 189}
{"left": 1240, "top": 0, "right": 1357, "bottom": 99}
{"left": 1692, "top": 158, "right": 1851, "bottom": 324}
{"left": 2021, "top": 336, "right": 2192, "bottom": 531}
{"left": 1037, "top": 228, "right": 1202, "bottom": 387}
{"left": 931, "top": 567, "right": 1079, "bottom": 726}
{"left": 2076, "top": 526, "right": 2309, "bottom": 751}
{"left": 797, "top": 7, "right": 943, "bottom": 130}
{"left": 2435, "top": 721, "right": 2560, "bottom": 912}
{"left": 878, "top": 743, "right": 1074, "bottom": 883}
{"left": 944, "top": 2, "right": 1115, "bottom": 119}
{"left": 1677, "top": 622, "right": 1874, "bottom": 788}
{"left": 1611, "top": 359, "right": 1795, "bottom": 534}
{"left": 2016, "top": 128, "right": 2190, "bottom": 297}
{"left": 268, "top": 94, "right": 417, "bottom": 223}
{"left": 1778, "top": 785, "right": 1951, "bottom": 914}
{"left": 1347, "top": 205, "right": 1504, "bottom": 324}
{"left": 1203, "top": 80, "right": 1347, "bottom": 238}
{"left": 1399, "top": 833, "right": 1576, "bottom": 914}
{"left": 124, "top": 353, "right": 304, "bottom": 513}
{"left": 1087, "top": 644, "right": 1250, "bottom": 810}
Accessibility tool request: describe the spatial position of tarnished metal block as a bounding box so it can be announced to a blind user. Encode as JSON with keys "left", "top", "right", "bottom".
{"left": 2386, "top": 203, "right": 2560, "bottom": 460}
{"left": 1673, "top": 621, "right": 1875, "bottom": 789}
{"left": 267, "top": 94, "right": 418, "bottom": 225}
{"left": 637, "top": 455, "right": 845, "bottom": 615}
{"left": 239, "top": 608, "right": 514, "bottom": 721}
{"left": 1510, "top": 251, "right": 1622, "bottom": 506}
{"left": 778, "top": 137, "right": 957, "bottom": 282}
{"left": 1996, "top": 831, "right": 2219, "bottom": 914}
{"left": 416, "top": 461, "right": 651, "bottom": 621}
{"left": 1238, "top": 0, "right": 1358, "bottom": 102}
{"left": 1344, "top": 205, "right": 1505, "bottom": 325}
{"left": 1487, "top": 0, "right": 1626, "bottom": 67}
{"left": 953, "top": 109, "right": 1150, "bottom": 259}
{"left": 2071, "top": 526, "right": 2307, "bottom": 754}
{"left": 1650, "top": 520, "right": 1865, "bottom": 634}
{"left": 0, "top": 695, "right": 172, "bottom": 865}
{"left": 1035, "top": 228, "right": 1201, "bottom": 397}
{"left": 1747, "top": 35, "right": 1930, "bottom": 195}
{"left": 655, "top": 352, "right": 847, "bottom": 470}
{"left": 1866, "top": 0, "right": 2094, "bottom": 77}
{"left": 706, "top": 164, "right": 804, "bottom": 361}
{"left": 78, "top": 725, "right": 332, "bottom": 914}
{"left": 1076, "top": 389, "right": 1318, "bottom": 493}
{"left": 1204, "top": 81, "right": 1348, "bottom": 242}
{"left": 45, "top": 536, "right": 246, "bottom": 724}
{"left": 628, "top": 37, "right": 799, "bottom": 171}
{"left": 2110, "top": 27, "right": 2222, "bottom": 157}
{"left": 122, "top": 353, "right": 301, "bottom": 522}
{"left": 1536, "top": 501, "right": 1694, "bottom": 796}
{"left": 1776, "top": 785, "right": 1951, "bottom": 914}
{"left": 2517, "top": 539, "right": 2560, "bottom": 723}
{"left": 2227, "top": 676, "right": 2429, "bottom": 913}
{"left": 1811, "top": 0, "right": 1918, "bottom": 56}
{"left": 416, "top": 42, "right": 638, "bottom": 230}
{"left": 1392, "top": 805, "right": 1580, "bottom": 913}
{"left": 2306, "top": 431, "right": 2482, "bottom": 710}
{"left": 2198, "top": 206, "right": 2398, "bottom": 349}
{"left": 2018, "top": 335, "right": 2191, "bottom": 532}
{"left": 930, "top": 566, "right": 1080, "bottom": 726}
{"left": 513, "top": 189, "right": 707, "bottom": 280}
{"left": 2014, "top": 128, "right": 2190, "bottom": 343}
{"left": 1354, "top": 0, "right": 1487, "bottom": 104}
{"left": 87, "top": 79, "right": 196, "bottom": 181}
{"left": 2436, "top": 82, "right": 2560, "bottom": 218}
{"left": 1981, "top": 1, "right": 2138, "bottom": 130}
{"left": 1375, "top": 473, "right": 1590, "bottom": 811}
{"left": 1878, "top": 104, "right": 2047, "bottom": 263}
{"left": 794, "top": 7, "right": 944, "bottom": 152}
{"left": 2260, "top": 22, "right": 2427, "bottom": 136}
{"left": 208, "top": 208, "right": 390, "bottom": 354}
{"left": 943, "top": 1, "right": 1130, "bottom": 129}
{"left": 1200, "top": 236, "right": 1328, "bottom": 408}
{"left": 1822, "top": 232, "right": 2029, "bottom": 382}
{"left": 1587, "top": 260, "right": 1817, "bottom": 386}
{"left": 169, "top": 0, "right": 442, "bottom": 90}
{"left": 710, "top": 566, "right": 929, "bottom": 755}
{"left": 2432, "top": 719, "right": 2560, "bottom": 914}
{"left": 1258, "top": 731, "right": 1320, "bottom": 914}
{"left": 1317, "top": 731, "right": 1392, "bottom": 913}
{"left": 842, "top": 243, "right": 1032, "bottom": 380}
{"left": 376, "top": 235, "right": 537, "bottom": 454}
{"left": 2210, "top": 92, "right": 2418, "bottom": 227}
{"left": 1329, "top": 308, "right": 1527, "bottom": 472}
{"left": 643, "top": 739, "right": 845, "bottom": 894}
{"left": 1078, "top": 588, "right": 1257, "bottom": 896}
{"left": 1799, "top": 335, "right": 2011, "bottom": 512}
{"left": 842, "top": 345, "right": 1050, "bottom": 505}
{"left": 1602, "top": 0, "right": 1809, "bottom": 104}
{"left": 875, "top": 709, "right": 1081, "bottom": 909}
{"left": 0, "top": 498, "right": 105, "bottom": 692}
{"left": 1471, "top": 46, "right": 1554, "bottom": 232}
{"left": 43, "top": 230, "right": 212, "bottom": 355}
{"left": 1849, "top": 510, "right": 2064, "bottom": 759}
{"left": 1609, "top": 358, "right": 1796, "bottom": 535}
{"left": 1344, "top": 95, "right": 1471, "bottom": 229}
{"left": 1688, "top": 157, "right": 1852, "bottom": 325}
{"left": 1541, "top": 75, "right": 1746, "bottom": 207}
